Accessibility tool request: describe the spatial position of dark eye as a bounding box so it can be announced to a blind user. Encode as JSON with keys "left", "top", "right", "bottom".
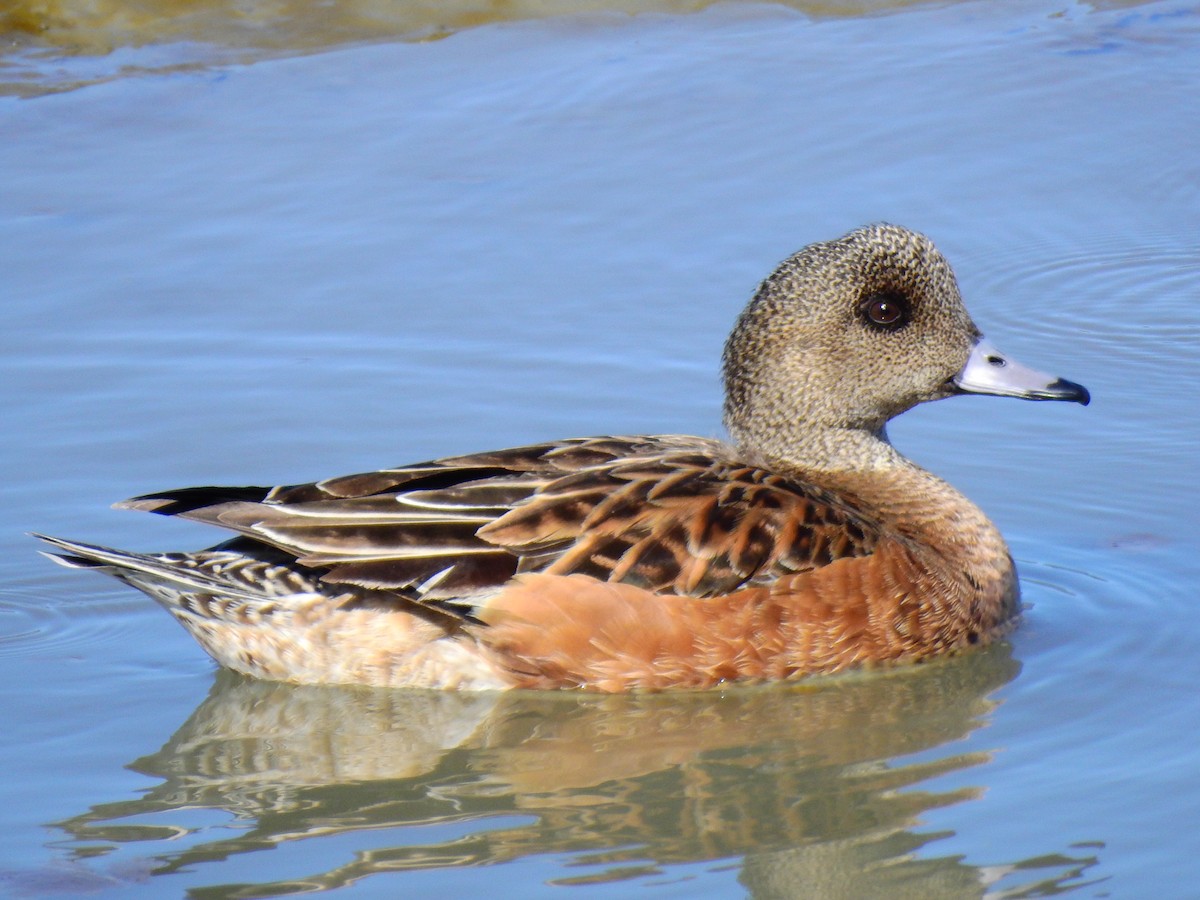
{"left": 859, "top": 292, "right": 910, "bottom": 332}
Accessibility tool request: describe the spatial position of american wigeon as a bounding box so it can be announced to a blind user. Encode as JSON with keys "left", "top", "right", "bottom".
{"left": 39, "top": 224, "right": 1088, "bottom": 691}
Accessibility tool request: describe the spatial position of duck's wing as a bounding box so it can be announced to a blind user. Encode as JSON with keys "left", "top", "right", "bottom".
{"left": 118, "top": 435, "right": 881, "bottom": 610}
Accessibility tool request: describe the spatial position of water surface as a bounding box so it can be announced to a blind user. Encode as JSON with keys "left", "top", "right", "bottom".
{"left": 2, "top": 0, "right": 1198, "bottom": 896}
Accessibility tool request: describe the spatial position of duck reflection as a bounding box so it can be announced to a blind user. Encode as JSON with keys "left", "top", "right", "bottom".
{"left": 59, "top": 647, "right": 1100, "bottom": 895}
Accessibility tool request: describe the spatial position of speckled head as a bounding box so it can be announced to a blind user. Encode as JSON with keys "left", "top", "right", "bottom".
{"left": 722, "top": 224, "right": 1087, "bottom": 468}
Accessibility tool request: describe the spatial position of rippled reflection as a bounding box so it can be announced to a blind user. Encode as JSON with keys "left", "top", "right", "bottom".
{"left": 56, "top": 648, "right": 1100, "bottom": 895}
{"left": 1, "top": 0, "right": 946, "bottom": 54}
{"left": 1, "top": 0, "right": 1166, "bottom": 97}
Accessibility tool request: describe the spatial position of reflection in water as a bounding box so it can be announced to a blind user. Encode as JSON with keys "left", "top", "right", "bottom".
{"left": 2, "top": 0, "right": 938, "bottom": 54}
{"left": 0, "top": 0, "right": 1000, "bottom": 99}
{"left": 57, "top": 647, "right": 1101, "bottom": 896}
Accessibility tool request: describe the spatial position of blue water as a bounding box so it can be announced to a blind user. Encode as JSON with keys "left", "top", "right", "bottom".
{"left": 2, "top": 0, "right": 1199, "bottom": 896}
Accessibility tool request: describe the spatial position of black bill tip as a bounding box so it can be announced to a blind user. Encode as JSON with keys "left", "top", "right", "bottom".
{"left": 1046, "top": 378, "right": 1091, "bottom": 406}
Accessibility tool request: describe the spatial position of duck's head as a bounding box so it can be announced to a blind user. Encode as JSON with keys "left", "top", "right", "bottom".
{"left": 722, "top": 224, "right": 1088, "bottom": 466}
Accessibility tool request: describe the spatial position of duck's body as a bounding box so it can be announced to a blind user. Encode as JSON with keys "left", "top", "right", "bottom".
{"left": 40, "top": 225, "right": 1087, "bottom": 691}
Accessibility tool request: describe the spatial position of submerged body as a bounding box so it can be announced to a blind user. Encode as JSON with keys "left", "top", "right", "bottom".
{"left": 40, "top": 225, "right": 1088, "bottom": 690}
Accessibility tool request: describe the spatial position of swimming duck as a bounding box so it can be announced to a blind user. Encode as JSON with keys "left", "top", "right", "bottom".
{"left": 39, "top": 224, "right": 1088, "bottom": 691}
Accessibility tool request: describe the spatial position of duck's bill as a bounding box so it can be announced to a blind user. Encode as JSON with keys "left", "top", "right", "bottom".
{"left": 952, "top": 338, "right": 1090, "bottom": 406}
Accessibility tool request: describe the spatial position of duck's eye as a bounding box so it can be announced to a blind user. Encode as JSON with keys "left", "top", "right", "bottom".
{"left": 859, "top": 292, "right": 910, "bottom": 332}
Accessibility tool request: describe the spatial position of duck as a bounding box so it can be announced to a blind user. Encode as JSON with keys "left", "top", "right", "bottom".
{"left": 38, "top": 224, "right": 1089, "bottom": 691}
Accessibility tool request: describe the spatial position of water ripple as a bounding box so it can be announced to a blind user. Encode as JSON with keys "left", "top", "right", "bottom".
{"left": 969, "top": 238, "right": 1200, "bottom": 355}
{"left": 1012, "top": 537, "right": 1192, "bottom": 713}
{"left": 0, "top": 587, "right": 142, "bottom": 660}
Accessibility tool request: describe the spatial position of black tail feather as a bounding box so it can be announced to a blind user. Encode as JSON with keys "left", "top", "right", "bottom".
{"left": 116, "top": 485, "right": 273, "bottom": 515}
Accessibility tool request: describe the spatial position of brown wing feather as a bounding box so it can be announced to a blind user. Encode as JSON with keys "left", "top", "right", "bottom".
{"left": 118, "top": 435, "right": 883, "bottom": 608}
{"left": 478, "top": 454, "right": 881, "bottom": 595}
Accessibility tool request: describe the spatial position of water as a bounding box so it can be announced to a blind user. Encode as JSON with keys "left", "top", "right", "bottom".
{"left": 2, "top": 0, "right": 1198, "bottom": 896}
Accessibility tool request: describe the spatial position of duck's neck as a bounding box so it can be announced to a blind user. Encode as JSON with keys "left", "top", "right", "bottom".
{"left": 733, "top": 421, "right": 904, "bottom": 474}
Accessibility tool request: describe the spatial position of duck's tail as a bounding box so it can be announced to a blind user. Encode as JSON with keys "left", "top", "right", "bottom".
{"left": 34, "top": 533, "right": 288, "bottom": 603}
{"left": 33, "top": 533, "right": 508, "bottom": 689}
